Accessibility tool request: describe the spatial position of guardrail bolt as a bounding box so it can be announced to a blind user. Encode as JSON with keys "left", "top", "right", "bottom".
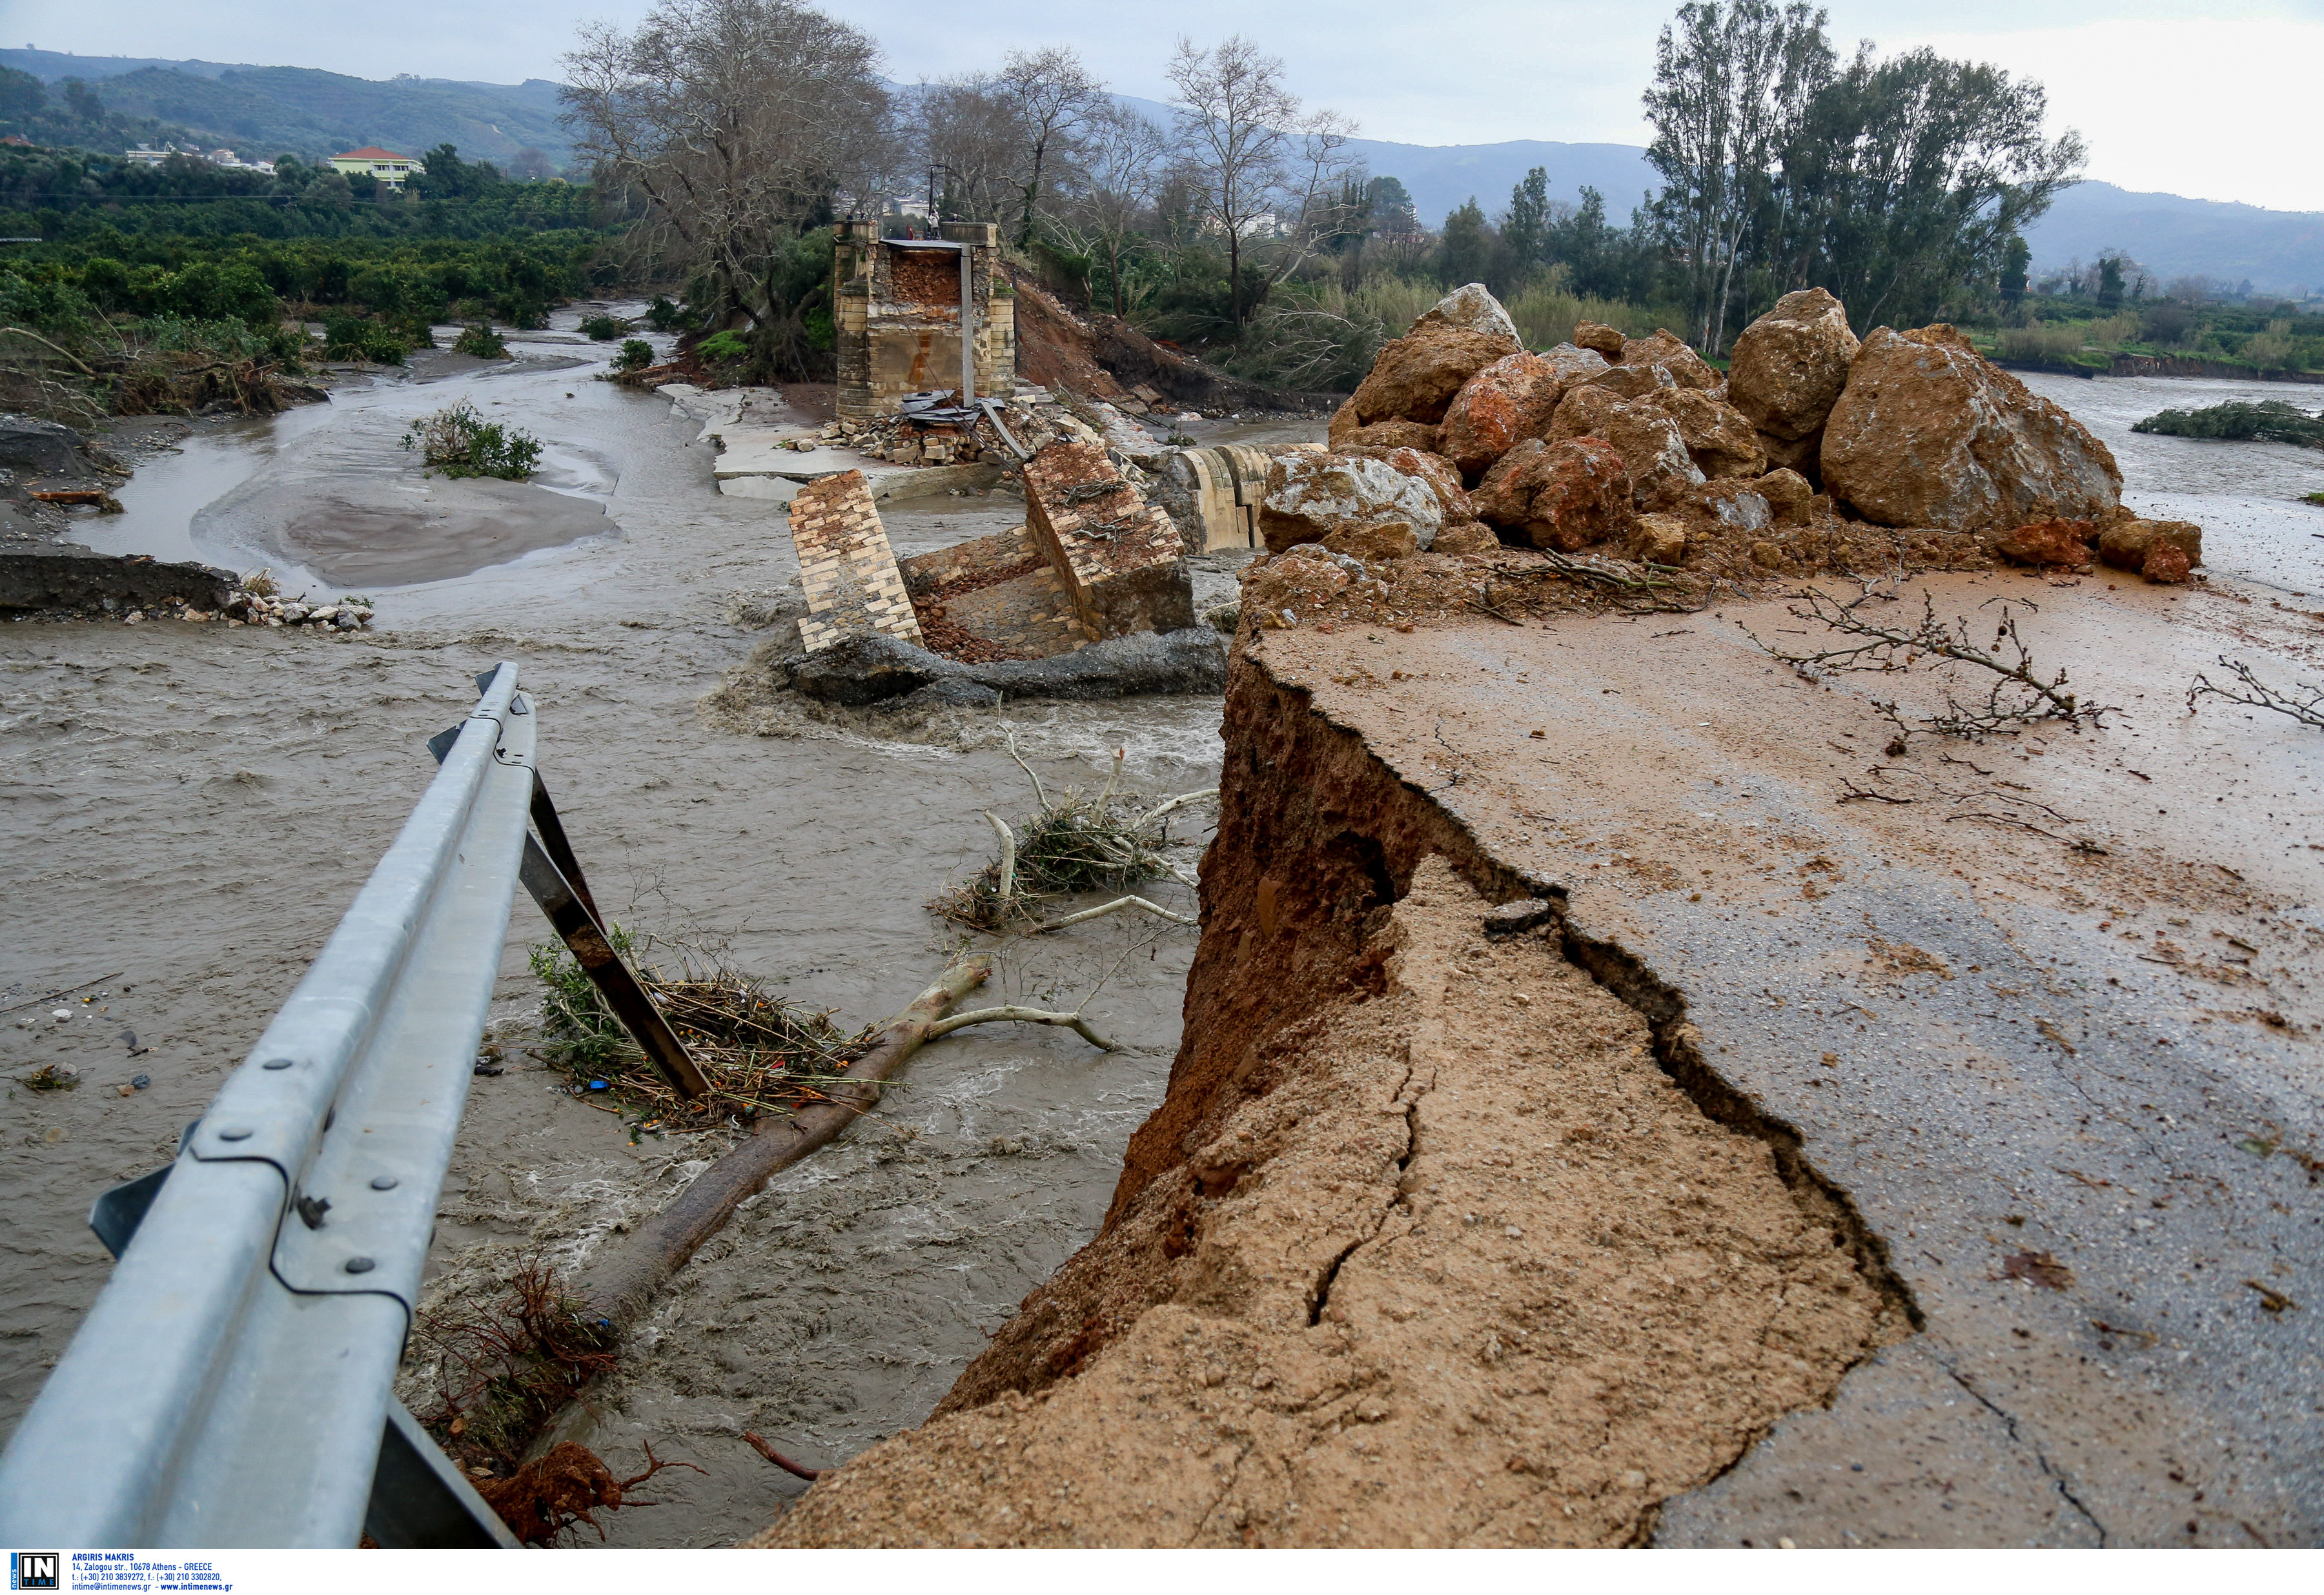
{"left": 218, "top": 1127, "right": 253, "bottom": 1141}
{"left": 343, "top": 1257, "right": 376, "bottom": 1275}
{"left": 369, "top": 1175, "right": 399, "bottom": 1191}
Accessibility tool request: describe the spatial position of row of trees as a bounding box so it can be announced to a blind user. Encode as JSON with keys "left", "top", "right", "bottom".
{"left": 560, "top": 0, "right": 2091, "bottom": 381}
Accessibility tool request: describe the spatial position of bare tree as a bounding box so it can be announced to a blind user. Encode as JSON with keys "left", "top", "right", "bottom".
{"left": 996, "top": 46, "right": 1106, "bottom": 249}
{"left": 1049, "top": 101, "right": 1169, "bottom": 316}
{"left": 561, "top": 0, "right": 893, "bottom": 378}
{"left": 1166, "top": 36, "right": 1297, "bottom": 329}
{"left": 912, "top": 76, "right": 1026, "bottom": 223}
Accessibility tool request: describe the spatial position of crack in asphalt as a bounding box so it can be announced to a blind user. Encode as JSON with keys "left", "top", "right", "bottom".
{"left": 1942, "top": 1359, "right": 2110, "bottom": 1546}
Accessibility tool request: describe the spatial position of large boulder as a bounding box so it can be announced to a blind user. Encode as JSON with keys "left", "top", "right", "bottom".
{"left": 1573, "top": 321, "right": 1626, "bottom": 359}
{"left": 1822, "top": 325, "right": 2123, "bottom": 533}
{"left": 1618, "top": 329, "right": 1722, "bottom": 391}
{"left": 1727, "top": 287, "right": 1859, "bottom": 441}
{"left": 1549, "top": 383, "right": 1627, "bottom": 444}
{"left": 1338, "top": 445, "right": 1473, "bottom": 520}
{"left": 1586, "top": 363, "right": 1678, "bottom": 401}
{"left": 1469, "top": 437, "right": 1634, "bottom": 552}
{"left": 1628, "top": 388, "right": 1766, "bottom": 479}
{"left": 1347, "top": 323, "right": 1520, "bottom": 427}
{"left": 1539, "top": 342, "right": 1613, "bottom": 385}
{"left": 1416, "top": 283, "right": 1521, "bottom": 343}
{"left": 1603, "top": 407, "right": 1707, "bottom": 510}
{"left": 1329, "top": 401, "right": 1443, "bottom": 454}
{"left": 1258, "top": 451, "right": 1444, "bottom": 553}
{"left": 1439, "top": 352, "right": 1567, "bottom": 476}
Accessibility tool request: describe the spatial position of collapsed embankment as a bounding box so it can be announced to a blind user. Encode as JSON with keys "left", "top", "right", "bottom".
{"left": 754, "top": 644, "right": 1915, "bottom": 1548}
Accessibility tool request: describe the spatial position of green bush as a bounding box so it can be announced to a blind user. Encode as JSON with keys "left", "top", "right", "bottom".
{"left": 576, "top": 312, "right": 626, "bottom": 340}
{"left": 2132, "top": 400, "right": 2324, "bottom": 448}
{"left": 453, "top": 322, "right": 508, "bottom": 358}
{"left": 320, "top": 311, "right": 407, "bottom": 364}
{"left": 612, "top": 338, "right": 654, "bottom": 371}
{"left": 400, "top": 399, "right": 542, "bottom": 480}
{"left": 643, "top": 294, "right": 698, "bottom": 332}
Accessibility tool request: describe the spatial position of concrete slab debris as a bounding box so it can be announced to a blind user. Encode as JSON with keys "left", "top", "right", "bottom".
{"left": 786, "top": 470, "right": 922, "bottom": 653}
{"left": 1020, "top": 440, "right": 1193, "bottom": 641}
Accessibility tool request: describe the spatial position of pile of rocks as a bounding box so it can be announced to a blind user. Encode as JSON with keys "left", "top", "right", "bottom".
{"left": 218, "top": 572, "right": 375, "bottom": 631}
{"left": 1264, "top": 283, "right": 2198, "bottom": 583}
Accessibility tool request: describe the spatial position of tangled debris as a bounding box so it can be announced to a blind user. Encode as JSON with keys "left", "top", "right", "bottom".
{"left": 529, "top": 928, "right": 867, "bottom": 1131}
{"left": 932, "top": 746, "right": 1214, "bottom": 933}
{"left": 478, "top": 1443, "right": 700, "bottom": 1547}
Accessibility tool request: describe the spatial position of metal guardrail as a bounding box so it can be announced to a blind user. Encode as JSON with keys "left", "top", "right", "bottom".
{"left": 0, "top": 663, "right": 695, "bottom": 1548}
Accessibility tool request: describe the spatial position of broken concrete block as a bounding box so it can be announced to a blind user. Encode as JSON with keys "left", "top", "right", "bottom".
{"left": 788, "top": 469, "right": 923, "bottom": 652}
{"left": 1021, "top": 440, "right": 1194, "bottom": 640}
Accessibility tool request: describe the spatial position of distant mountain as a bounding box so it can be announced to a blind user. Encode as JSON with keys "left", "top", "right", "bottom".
{"left": 1328, "top": 136, "right": 2321, "bottom": 299}
{"left": 0, "top": 49, "right": 573, "bottom": 170}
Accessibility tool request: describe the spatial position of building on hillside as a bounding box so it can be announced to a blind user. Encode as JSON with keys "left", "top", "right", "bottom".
{"left": 329, "top": 147, "right": 423, "bottom": 190}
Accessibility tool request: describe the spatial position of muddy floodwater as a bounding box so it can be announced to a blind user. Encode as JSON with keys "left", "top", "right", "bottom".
{"left": 3, "top": 343, "right": 2319, "bottom": 1546}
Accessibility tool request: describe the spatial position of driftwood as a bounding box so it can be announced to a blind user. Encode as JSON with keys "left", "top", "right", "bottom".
{"left": 576, "top": 957, "right": 992, "bottom": 1331}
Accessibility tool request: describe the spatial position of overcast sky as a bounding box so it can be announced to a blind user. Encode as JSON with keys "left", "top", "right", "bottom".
{"left": 14, "top": 0, "right": 2323, "bottom": 212}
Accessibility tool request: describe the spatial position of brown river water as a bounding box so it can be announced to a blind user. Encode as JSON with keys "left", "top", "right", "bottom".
{"left": 3, "top": 320, "right": 2319, "bottom": 1545}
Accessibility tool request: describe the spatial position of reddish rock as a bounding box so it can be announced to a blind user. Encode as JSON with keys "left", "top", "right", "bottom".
{"left": 1258, "top": 451, "right": 1445, "bottom": 553}
{"left": 1549, "top": 383, "right": 1627, "bottom": 445}
{"left": 1988, "top": 518, "right": 2097, "bottom": 567}
{"left": 1471, "top": 436, "right": 1634, "bottom": 552}
{"left": 1822, "top": 324, "right": 2123, "bottom": 533}
{"left": 1757, "top": 428, "right": 1821, "bottom": 484}
{"left": 1349, "top": 323, "right": 1520, "bottom": 427}
{"left": 1573, "top": 321, "right": 1626, "bottom": 359}
{"left": 1321, "top": 519, "right": 1419, "bottom": 563}
{"left": 1585, "top": 363, "right": 1677, "bottom": 401}
{"left": 1603, "top": 406, "right": 1706, "bottom": 510}
{"left": 1629, "top": 389, "right": 1766, "bottom": 480}
{"left": 2097, "top": 516, "right": 2203, "bottom": 574}
{"left": 1751, "top": 467, "right": 1816, "bottom": 525}
{"left": 1618, "top": 329, "right": 1722, "bottom": 391}
{"left": 1727, "top": 288, "right": 1859, "bottom": 442}
{"left": 1431, "top": 520, "right": 1501, "bottom": 556}
{"left": 2142, "top": 542, "right": 2193, "bottom": 584}
{"left": 1439, "top": 352, "right": 1567, "bottom": 476}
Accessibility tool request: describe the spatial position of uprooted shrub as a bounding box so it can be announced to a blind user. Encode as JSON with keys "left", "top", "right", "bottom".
{"left": 611, "top": 337, "right": 655, "bottom": 372}
{"left": 401, "top": 399, "right": 542, "bottom": 480}
{"left": 577, "top": 313, "right": 627, "bottom": 341}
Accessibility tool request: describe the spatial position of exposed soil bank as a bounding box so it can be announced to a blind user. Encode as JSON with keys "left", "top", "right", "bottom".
{"left": 762, "top": 563, "right": 2321, "bottom": 1547}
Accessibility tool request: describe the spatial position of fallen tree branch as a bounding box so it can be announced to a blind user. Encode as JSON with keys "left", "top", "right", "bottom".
{"left": 1744, "top": 588, "right": 2105, "bottom": 740}
{"left": 1033, "top": 893, "right": 1198, "bottom": 932}
{"left": 924, "top": 1004, "right": 1117, "bottom": 1050}
{"left": 575, "top": 957, "right": 992, "bottom": 1332}
{"left": 740, "top": 1432, "right": 821, "bottom": 1481}
{"left": 2187, "top": 656, "right": 2324, "bottom": 729}
{"left": 983, "top": 810, "right": 1017, "bottom": 908}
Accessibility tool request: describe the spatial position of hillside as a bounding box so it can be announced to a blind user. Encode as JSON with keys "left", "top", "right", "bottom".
{"left": 0, "top": 50, "right": 573, "bottom": 170}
